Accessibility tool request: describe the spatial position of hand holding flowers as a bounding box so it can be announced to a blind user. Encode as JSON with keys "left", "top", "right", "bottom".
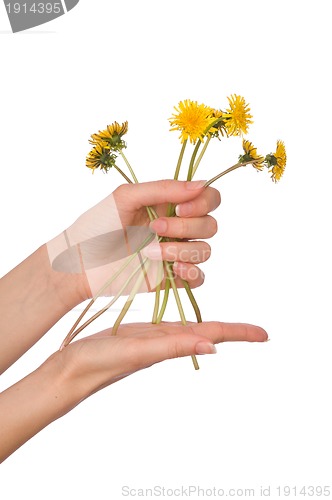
{"left": 59, "top": 95, "right": 286, "bottom": 370}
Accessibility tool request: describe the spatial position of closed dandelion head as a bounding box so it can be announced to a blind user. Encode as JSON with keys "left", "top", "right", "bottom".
{"left": 208, "top": 109, "right": 227, "bottom": 139}
{"left": 169, "top": 100, "right": 216, "bottom": 144}
{"left": 266, "top": 140, "right": 287, "bottom": 182}
{"left": 239, "top": 139, "right": 265, "bottom": 170}
{"left": 86, "top": 141, "right": 117, "bottom": 173}
{"left": 89, "top": 121, "right": 128, "bottom": 150}
{"left": 222, "top": 95, "right": 253, "bottom": 136}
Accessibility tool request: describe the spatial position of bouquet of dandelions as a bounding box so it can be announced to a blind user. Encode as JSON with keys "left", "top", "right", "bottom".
{"left": 61, "top": 96, "right": 286, "bottom": 370}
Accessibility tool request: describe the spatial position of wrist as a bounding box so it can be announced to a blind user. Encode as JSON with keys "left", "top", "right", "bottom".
{"left": 51, "top": 332, "right": 129, "bottom": 401}
{"left": 0, "top": 245, "right": 89, "bottom": 373}
{"left": 39, "top": 350, "right": 90, "bottom": 416}
{"left": 44, "top": 243, "right": 91, "bottom": 305}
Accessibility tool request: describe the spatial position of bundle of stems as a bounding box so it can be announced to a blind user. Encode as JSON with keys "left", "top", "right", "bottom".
{"left": 61, "top": 119, "right": 259, "bottom": 371}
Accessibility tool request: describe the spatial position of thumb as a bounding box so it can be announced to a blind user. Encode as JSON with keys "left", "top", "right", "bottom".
{"left": 117, "top": 180, "right": 206, "bottom": 210}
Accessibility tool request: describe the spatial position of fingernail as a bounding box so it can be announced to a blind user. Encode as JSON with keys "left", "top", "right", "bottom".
{"left": 142, "top": 242, "right": 162, "bottom": 260}
{"left": 185, "top": 180, "right": 206, "bottom": 190}
{"left": 150, "top": 218, "right": 168, "bottom": 234}
{"left": 195, "top": 342, "right": 217, "bottom": 354}
{"left": 175, "top": 201, "right": 193, "bottom": 217}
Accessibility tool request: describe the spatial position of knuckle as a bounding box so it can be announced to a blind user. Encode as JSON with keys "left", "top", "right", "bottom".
{"left": 187, "top": 325, "right": 198, "bottom": 337}
{"left": 114, "top": 183, "right": 129, "bottom": 198}
{"left": 159, "top": 179, "right": 173, "bottom": 193}
{"left": 243, "top": 324, "right": 252, "bottom": 341}
{"left": 177, "top": 218, "right": 188, "bottom": 239}
{"left": 168, "top": 340, "right": 186, "bottom": 359}
{"left": 165, "top": 244, "right": 178, "bottom": 262}
{"left": 217, "top": 323, "right": 226, "bottom": 343}
{"left": 200, "top": 196, "right": 210, "bottom": 215}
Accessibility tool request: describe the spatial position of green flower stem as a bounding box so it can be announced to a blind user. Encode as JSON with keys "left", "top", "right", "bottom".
{"left": 204, "top": 159, "right": 256, "bottom": 188}
{"left": 192, "top": 135, "right": 211, "bottom": 178}
{"left": 164, "top": 261, "right": 199, "bottom": 370}
{"left": 153, "top": 237, "right": 169, "bottom": 324}
{"left": 174, "top": 140, "right": 187, "bottom": 181}
{"left": 156, "top": 138, "right": 203, "bottom": 362}
{"left": 118, "top": 150, "right": 157, "bottom": 222}
{"left": 114, "top": 164, "right": 133, "bottom": 184}
{"left": 152, "top": 261, "right": 165, "bottom": 324}
{"left": 61, "top": 232, "right": 155, "bottom": 348}
{"left": 156, "top": 277, "right": 201, "bottom": 325}
{"left": 182, "top": 280, "right": 202, "bottom": 323}
{"left": 186, "top": 117, "right": 224, "bottom": 182}
{"left": 61, "top": 258, "right": 149, "bottom": 347}
{"left": 147, "top": 206, "right": 158, "bottom": 221}
{"left": 108, "top": 152, "right": 165, "bottom": 334}
{"left": 111, "top": 259, "right": 151, "bottom": 336}
{"left": 166, "top": 140, "right": 187, "bottom": 218}
{"left": 154, "top": 141, "right": 187, "bottom": 327}
{"left": 119, "top": 149, "right": 139, "bottom": 183}
{"left": 187, "top": 140, "right": 202, "bottom": 181}
{"left": 156, "top": 279, "right": 170, "bottom": 323}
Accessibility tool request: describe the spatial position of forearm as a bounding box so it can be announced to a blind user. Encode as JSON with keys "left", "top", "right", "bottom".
{"left": 0, "top": 244, "right": 88, "bottom": 373}
{"left": 0, "top": 352, "right": 87, "bottom": 463}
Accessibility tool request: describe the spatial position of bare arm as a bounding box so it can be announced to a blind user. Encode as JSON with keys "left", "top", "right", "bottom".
{"left": 0, "top": 245, "right": 87, "bottom": 374}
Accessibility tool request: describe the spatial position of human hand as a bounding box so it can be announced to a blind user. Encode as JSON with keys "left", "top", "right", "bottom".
{"left": 47, "top": 180, "right": 220, "bottom": 299}
{"left": 53, "top": 320, "right": 268, "bottom": 397}
{"left": 0, "top": 320, "right": 267, "bottom": 463}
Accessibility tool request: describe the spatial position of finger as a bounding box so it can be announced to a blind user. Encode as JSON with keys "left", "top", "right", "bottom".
{"left": 175, "top": 186, "right": 221, "bottom": 217}
{"left": 87, "top": 329, "right": 217, "bottom": 374}
{"left": 103, "top": 321, "right": 268, "bottom": 343}
{"left": 173, "top": 262, "right": 205, "bottom": 286}
{"left": 143, "top": 241, "right": 211, "bottom": 264}
{"left": 150, "top": 215, "right": 217, "bottom": 239}
{"left": 127, "top": 321, "right": 268, "bottom": 368}
{"left": 184, "top": 321, "right": 269, "bottom": 343}
{"left": 115, "top": 179, "right": 206, "bottom": 210}
{"left": 126, "top": 332, "right": 218, "bottom": 370}
{"left": 152, "top": 263, "right": 205, "bottom": 290}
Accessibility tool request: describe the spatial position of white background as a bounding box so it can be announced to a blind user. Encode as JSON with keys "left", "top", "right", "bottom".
{"left": 1, "top": 0, "right": 332, "bottom": 498}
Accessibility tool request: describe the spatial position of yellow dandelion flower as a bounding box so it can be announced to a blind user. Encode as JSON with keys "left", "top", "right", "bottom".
{"left": 239, "top": 139, "right": 265, "bottom": 170}
{"left": 86, "top": 141, "right": 116, "bottom": 172}
{"left": 266, "top": 140, "right": 287, "bottom": 182}
{"left": 90, "top": 121, "right": 128, "bottom": 149}
{"left": 169, "top": 100, "right": 216, "bottom": 144}
{"left": 222, "top": 94, "right": 253, "bottom": 136}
